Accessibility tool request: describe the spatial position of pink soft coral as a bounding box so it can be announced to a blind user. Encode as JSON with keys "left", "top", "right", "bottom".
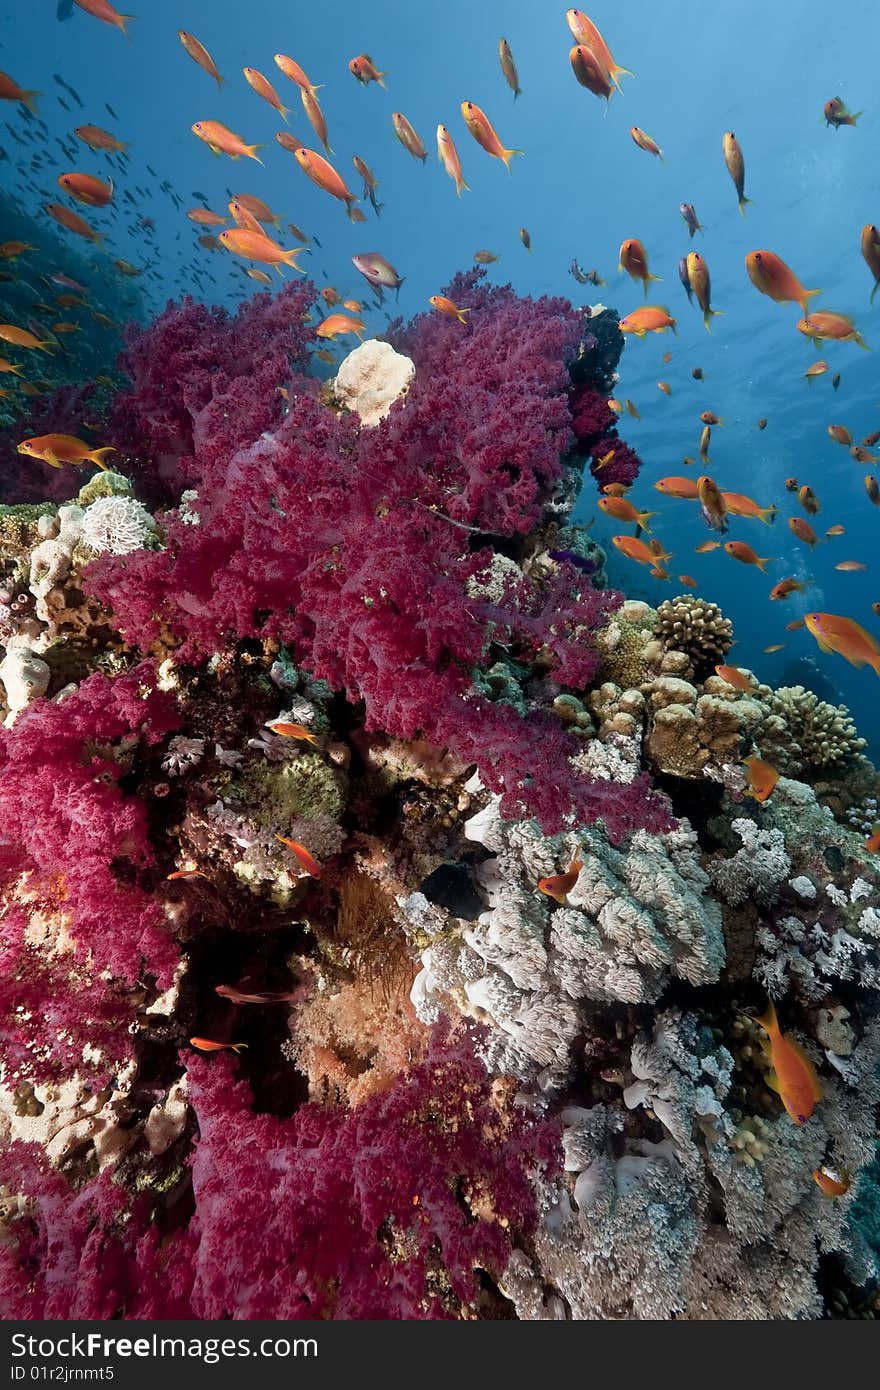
{"left": 85, "top": 274, "right": 669, "bottom": 839}
{"left": 0, "top": 665, "right": 181, "bottom": 1081}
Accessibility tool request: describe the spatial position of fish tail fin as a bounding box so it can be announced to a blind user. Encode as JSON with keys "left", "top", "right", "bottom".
{"left": 279, "top": 105, "right": 292, "bottom": 126}
{"left": 215, "top": 74, "right": 225, "bottom": 91}
{"left": 22, "top": 89, "right": 41, "bottom": 115}
{"left": 231, "top": 1043, "right": 249, "bottom": 1055}
{"left": 801, "top": 289, "right": 821, "bottom": 315}
{"left": 612, "top": 64, "right": 635, "bottom": 85}
{"left": 456, "top": 177, "right": 470, "bottom": 197}
{"left": 761, "top": 505, "right": 778, "bottom": 526}
{"left": 871, "top": 655, "right": 880, "bottom": 679}
{"left": 246, "top": 144, "right": 266, "bottom": 165}
{"left": 756, "top": 556, "right": 774, "bottom": 573}
{"left": 871, "top": 282, "right": 879, "bottom": 306}
{"left": 856, "top": 332, "right": 871, "bottom": 351}
{"left": 345, "top": 200, "right": 361, "bottom": 222}
{"left": 636, "top": 509, "right": 656, "bottom": 533}
{"left": 88, "top": 447, "right": 116, "bottom": 471}
{"left": 37, "top": 340, "right": 55, "bottom": 353}
{"left": 9, "top": 364, "right": 24, "bottom": 376}
{"left": 703, "top": 308, "right": 723, "bottom": 332}
{"left": 456, "top": 308, "right": 470, "bottom": 324}
{"left": 377, "top": 73, "right": 389, "bottom": 90}
{"left": 738, "top": 195, "right": 753, "bottom": 216}
{"left": 850, "top": 111, "right": 864, "bottom": 124}
{"left": 756, "top": 998, "right": 779, "bottom": 1036}
{"left": 118, "top": 14, "right": 135, "bottom": 39}
{"left": 502, "top": 147, "right": 524, "bottom": 171}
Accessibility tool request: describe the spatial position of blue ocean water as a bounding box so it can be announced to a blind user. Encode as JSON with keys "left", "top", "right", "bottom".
{"left": 2, "top": 0, "right": 879, "bottom": 753}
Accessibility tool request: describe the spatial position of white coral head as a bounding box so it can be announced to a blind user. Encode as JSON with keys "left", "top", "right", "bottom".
{"left": 81, "top": 495, "right": 158, "bottom": 556}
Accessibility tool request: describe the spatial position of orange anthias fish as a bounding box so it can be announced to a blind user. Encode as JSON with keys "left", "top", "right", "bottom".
{"left": 798, "top": 485, "right": 820, "bottom": 515}
{"left": 301, "top": 88, "right": 332, "bottom": 156}
{"left": 350, "top": 54, "right": 388, "bottom": 89}
{"left": 655, "top": 476, "right": 700, "bottom": 499}
{"left": 764, "top": 644, "right": 786, "bottom": 653}
{"left": 566, "top": 10, "right": 633, "bottom": 90}
{"left": 835, "top": 561, "right": 867, "bottom": 572}
{"left": 715, "top": 664, "right": 756, "bottom": 692}
{"left": 233, "top": 194, "right": 282, "bottom": 229}
{"left": 813, "top": 1166, "right": 851, "bottom": 1198}
{"left": 724, "top": 540, "right": 773, "bottom": 572}
{"left": 178, "top": 30, "right": 224, "bottom": 89}
{"left": 228, "top": 200, "right": 260, "bottom": 231}
{"left": 860, "top": 224, "right": 880, "bottom": 304}
{"left": 826, "top": 525, "right": 845, "bottom": 537}
{"left": 437, "top": 125, "right": 469, "bottom": 196}
{"left": 188, "top": 208, "right": 226, "bottom": 226}
{"left": 828, "top": 424, "right": 852, "bottom": 445}
{"left": 266, "top": 721, "right": 320, "bottom": 745}
{"left": 722, "top": 131, "right": 751, "bottom": 215}
{"left": 619, "top": 306, "right": 676, "bottom": 337}
{"left": 797, "top": 311, "right": 868, "bottom": 349}
{"left": 218, "top": 229, "right": 305, "bottom": 274}
{"left": 498, "top": 37, "right": 521, "bottom": 98}
{"left": 0, "top": 324, "right": 53, "bottom": 352}
{"left": 598, "top": 496, "right": 654, "bottom": 530}
{"left": 679, "top": 575, "right": 698, "bottom": 588}
{"left": 698, "top": 475, "right": 728, "bottom": 532}
{"left": 45, "top": 203, "right": 102, "bottom": 243}
{"left": 686, "top": 251, "right": 721, "bottom": 332}
{"left": 789, "top": 516, "right": 819, "bottom": 547}
{"left": 612, "top": 535, "right": 672, "bottom": 567}
{"left": 804, "top": 359, "right": 829, "bottom": 381}
{"left": 57, "top": 172, "right": 113, "bottom": 207}
{"left": 392, "top": 111, "right": 428, "bottom": 162}
{"left": 700, "top": 411, "right": 723, "bottom": 425}
{"left": 192, "top": 121, "right": 264, "bottom": 163}
{"left": 17, "top": 434, "right": 115, "bottom": 469}
{"left": 74, "top": 124, "right": 127, "bottom": 153}
{"left": 294, "top": 148, "right": 361, "bottom": 220}
{"left": 805, "top": 611, "right": 880, "bottom": 675}
{"left": 0, "top": 71, "right": 40, "bottom": 114}
{"left": 824, "top": 97, "right": 861, "bottom": 128}
{"left": 630, "top": 126, "right": 663, "bottom": 159}
{"left": 569, "top": 45, "right": 613, "bottom": 103}
{"left": 867, "top": 477, "right": 880, "bottom": 505}
{"left": 460, "top": 101, "right": 522, "bottom": 169}
{"left": 770, "top": 577, "right": 809, "bottom": 601}
{"left": 190, "top": 1037, "right": 248, "bottom": 1055}
{"left": 166, "top": 868, "right": 210, "bottom": 881}
{"left": 243, "top": 67, "right": 292, "bottom": 124}
{"left": 786, "top": 618, "right": 805, "bottom": 631}
{"left": 274, "top": 54, "right": 322, "bottom": 96}
{"left": 274, "top": 835, "right": 322, "bottom": 877}
{"left": 537, "top": 852, "right": 584, "bottom": 905}
{"left": 720, "top": 492, "right": 777, "bottom": 525}
{"left": 73, "top": 0, "right": 133, "bottom": 33}
{"left": 618, "top": 238, "right": 661, "bottom": 296}
{"left": 215, "top": 984, "right": 298, "bottom": 1005}
{"left": 695, "top": 540, "right": 721, "bottom": 553}
{"left": 743, "top": 754, "right": 780, "bottom": 803}
{"left": 316, "top": 312, "right": 366, "bottom": 341}
{"left": 851, "top": 445, "right": 879, "bottom": 464}
{"left": 277, "top": 131, "right": 304, "bottom": 156}
{"left": 429, "top": 295, "right": 469, "bottom": 325}
{"left": 755, "top": 998, "right": 822, "bottom": 1126}
{"left": 865, "top": 825, "right": 880, "bottom": 854}
{"left": 746, "top": 250, "right": 819, "bottom": 316}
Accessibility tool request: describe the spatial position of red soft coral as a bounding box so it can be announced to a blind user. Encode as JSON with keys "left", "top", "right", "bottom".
{"left": 0, "top": 665, "right": 181, "bottom": 1082}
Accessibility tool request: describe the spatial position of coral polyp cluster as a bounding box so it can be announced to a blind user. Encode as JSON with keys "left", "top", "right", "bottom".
{"left": 0, "top": 273, "right": 878, "bottom": 1321}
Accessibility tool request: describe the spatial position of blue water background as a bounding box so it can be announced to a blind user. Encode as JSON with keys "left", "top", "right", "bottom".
{"left": 2, "top": 0, "right": 880, "bottom": 755}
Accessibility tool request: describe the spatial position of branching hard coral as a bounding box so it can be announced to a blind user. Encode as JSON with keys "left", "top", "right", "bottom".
{"left": 654, "top": 594, "right": 733, "bottom": 676}
{"left": 759, "top": 685, "right": 866, "bottom": 778}
{"left": 84, "top": 275, "right": 670, "bottom": 840}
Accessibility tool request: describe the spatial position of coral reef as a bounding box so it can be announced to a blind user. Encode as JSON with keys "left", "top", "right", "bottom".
{"left": 1, "top": 272, "right": 879, "bottom": 1325}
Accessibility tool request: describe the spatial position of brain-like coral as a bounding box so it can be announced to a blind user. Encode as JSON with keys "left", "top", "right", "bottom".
{"left": 654, "top": 595, "right": 733, "bottom": 676}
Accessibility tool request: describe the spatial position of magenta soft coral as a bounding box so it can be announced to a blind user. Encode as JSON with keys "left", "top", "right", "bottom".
{"left": 85, "top": 276, "right": 670, "bottom": 839}
{"left": 185, "top": 1031, "right": 553, "bottom": 1319}
{"left": 107, "top": 283, "right": 317, "bottom": 501}
{"left": 0, "top": 665, "right": 181, "bottom": 1081}
{"left": 569, "top": 380, "right": 644, "bottom": 489}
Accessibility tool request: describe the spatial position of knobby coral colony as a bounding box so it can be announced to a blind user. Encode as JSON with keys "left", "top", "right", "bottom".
{"left": 0, "top": 270, "right": 879, "bottom": 1321}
